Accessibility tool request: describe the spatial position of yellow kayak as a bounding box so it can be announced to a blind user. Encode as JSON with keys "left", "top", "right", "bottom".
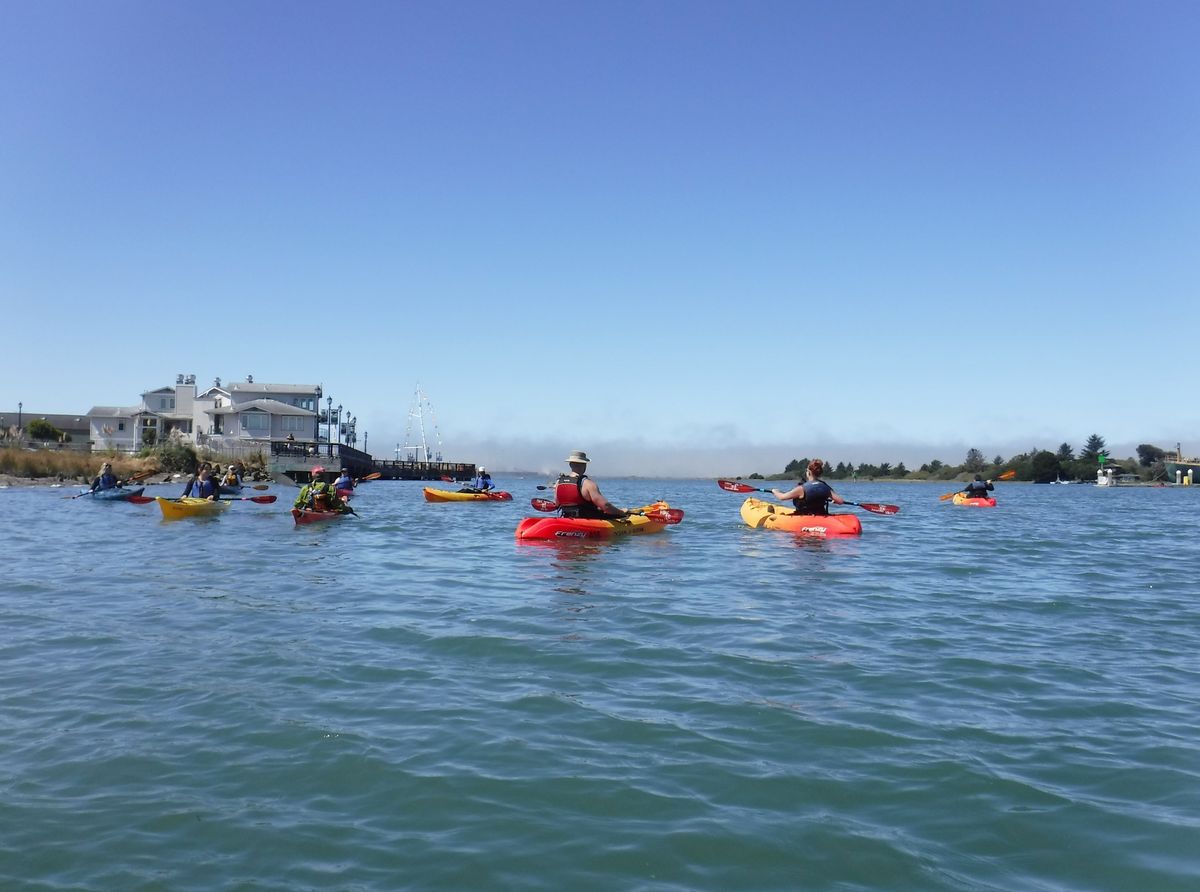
{"left": 423, "top": 487, "right": 513, "bottom": 502}
{"left": 739, "top": 497, "right": 862, "bottom": 537}
{"left": 156, "top": 496, "right": 231, "bottom": 520}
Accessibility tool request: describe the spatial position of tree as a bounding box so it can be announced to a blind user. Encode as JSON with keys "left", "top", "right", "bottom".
{"left": 1030, "top": 450, "right": 1061, "bottom": 484}
{"left": 1136, "top": 444, "right": 1166, "bottom": 467}
{"left": 992, "top": 455, "right": 1004, "bottom": 466}
{"left": 1079, "top": 434, "right": 1107, "bottom": 463}
{"left": 784, "top": 458, "right": 804, "bottom": 475}
{"left": 1056, "top": 442, "right": 1073, "bottom": 461}
{"left": 141, "top": 428, "right": 157, "bottom": 447}
{"left": 26, "top": 418, "right": 63, "bottom": 441}
{"left": 928, "top": 459, "right": 944, "bottom": 472}
{"left": 965, "top": 448, "right": 985, "bottom": 472}
{"left": 893, "top": 462, "right": 907, "bottom": 477}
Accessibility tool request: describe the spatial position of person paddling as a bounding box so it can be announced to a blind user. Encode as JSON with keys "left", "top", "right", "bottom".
{"left": 770, "top": 459, "right": 846, "bottom": 516}
{"left": 334, "top": 468, "right": 354, "bottom": 492}
{"left": 961, "top": 474, "right": 995, "bottom": 500}
{"left": 181, "top": 465, "right": 219, "bottom": 501}
{"left": 89, "top": 462, "right": 121, "bottom": 493}
{"left": 468, "top": 466, "right": 494, "bottom": 493}
{"left": 294, "top": 466, "right": 350, "bottom": 513}
{"left": 555, "top": 451, "right": 628, "bottom": 519}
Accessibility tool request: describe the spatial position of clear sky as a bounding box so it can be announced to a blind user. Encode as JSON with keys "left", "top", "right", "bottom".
{"left": 2, "top": 2, "right": 1197, "bottom": 475}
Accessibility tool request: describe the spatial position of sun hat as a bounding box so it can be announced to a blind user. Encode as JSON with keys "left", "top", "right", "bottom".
{"left": 478, "top": 466, "right": 486, "bottom": 472}
{"left": 565, "top": 450, "right": 590, "bottom": 464}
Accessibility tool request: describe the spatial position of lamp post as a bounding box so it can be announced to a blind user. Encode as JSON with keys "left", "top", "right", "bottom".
{"left": 17, "top": 401, "right": 22, "bottom": 434}
{"left": 326, "top": 396, "right": 333, "bottom": 450}
{"left": 363, "top": 431, "right": 368, "bottom": 453}
{"left": 337, "top": 404, "right": 343, "bottom": 446}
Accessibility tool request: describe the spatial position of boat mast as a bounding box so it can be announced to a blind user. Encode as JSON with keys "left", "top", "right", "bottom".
{"left": 402, "top": 383, "right": 444, "bottom": 463}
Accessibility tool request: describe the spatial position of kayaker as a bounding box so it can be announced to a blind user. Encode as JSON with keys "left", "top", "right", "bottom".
{"left": 294, "top": 466, "right": 349, "bottom": 513}
{"left": 334, "top": 469, "right": 354, "bottom": 492}
{"left": 181, "top": 466, "right": 219, "bottom": 501}
{"left": 770, "top": 459, "right": 846, "bottom": 516}
{"left": 961, "top": 474, "right": 995, "bottom": 500}
{"left": 470, "top": 467, "right": 494, "bottom": 492}
{"left": 88, "top": 462, "right": 121, "bottom": 492}
{"left": 555, "top": 451, "right": 628, "bottom": 519}
{"left": 222, "top": 465, "right": 241, "bottom": 487}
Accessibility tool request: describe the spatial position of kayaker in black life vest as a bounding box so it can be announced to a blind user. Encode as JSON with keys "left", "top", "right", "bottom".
{"left": 555, "top": 451, "right": 628, "bottom": 519}
{"left": 770, "top": 459, "right": 846, "bottom": 516}
{"left": 962, "top": 474, "right": 995, "bottom": 499}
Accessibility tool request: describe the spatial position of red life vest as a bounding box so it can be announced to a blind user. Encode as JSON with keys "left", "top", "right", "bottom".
{"left": 555, "top": 474, "right": 605, "bottom": 518}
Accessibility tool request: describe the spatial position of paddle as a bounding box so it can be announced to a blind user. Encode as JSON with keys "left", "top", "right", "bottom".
{"left": 939, "top": 469, "right": 1017, "bottom": 501}
{"left": 528, "top": 497, "right": 682, "bottom": 524}
{"left": 440, "top": 475, "right": 454, "bottom": 483}
{"left": 128, "top": 470, "right": 154, "bottom": 482}
{"left": 716, "top": 480, "right": 900, "bottom": 515}
{"left": 359, "top": 472, "right": 382, "bottom": 482}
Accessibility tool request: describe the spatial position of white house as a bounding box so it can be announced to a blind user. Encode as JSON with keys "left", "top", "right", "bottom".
{"left": 87, "top": 374, "right": 322, "bottom": 453}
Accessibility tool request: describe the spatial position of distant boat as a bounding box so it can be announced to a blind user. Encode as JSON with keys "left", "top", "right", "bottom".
{"left": 1051, "top": 475, "right": 1072, "bottom": 485}
{"left": 1164, "top": 444, "right": 1200, "bottom": 484}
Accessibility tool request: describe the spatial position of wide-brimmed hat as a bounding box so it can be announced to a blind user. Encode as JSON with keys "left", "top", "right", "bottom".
{"left": 565, "top": 450, "right": 590, "bottom": 464}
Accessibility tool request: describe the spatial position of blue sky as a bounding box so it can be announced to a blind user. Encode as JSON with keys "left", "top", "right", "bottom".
{"left": 2, "top": 2, "right": 1197, "bottom": 474}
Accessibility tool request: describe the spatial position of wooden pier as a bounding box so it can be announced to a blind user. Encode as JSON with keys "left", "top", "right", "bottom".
{"left": 269, "top": 441, "right": 475, "bottom": 484}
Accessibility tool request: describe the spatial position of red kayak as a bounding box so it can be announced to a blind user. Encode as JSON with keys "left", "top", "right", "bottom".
{"left": 291, "top": 507, "right": 347, "bottom": 525}
{"left": 336, "top": 488, "right": 354, "bottom": 499}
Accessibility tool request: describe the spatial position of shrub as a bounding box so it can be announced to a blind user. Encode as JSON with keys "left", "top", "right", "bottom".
{"left": 26, "top": 418, "right": 63, "bottom": 441}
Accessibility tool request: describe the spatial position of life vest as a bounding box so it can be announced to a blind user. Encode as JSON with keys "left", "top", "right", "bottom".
{"left": 966, "top": 480, "right": 991, "bottom": 496}
{"left": 792, "top": 480, "right": 833, "bottom": 516}
{"left": 308, "top": 482, "right": 332, "bottom": 511}
{"left": 555, "top": 474, "right": 605, "bottom": 518}
{"left": 96, "top": 472, "right": 118, "bottom": 491}
{"left": 189, "top": 477, "right": 217, "bottom": 499}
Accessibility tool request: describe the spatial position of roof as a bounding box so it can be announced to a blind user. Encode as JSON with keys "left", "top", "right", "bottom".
{"left": 140, "top": 386, "right": 176, "bottom": 396}
{"left": 87, "top": 406, "right": 139, "bottom": 418}
{"left": 227, "top": 383, "right": 320, "bottom": 395}
{"left": 209, "top": 398, "right": 316, "bottom": 417}
{"left": 1, "top": 412, "right": 92, "bottom": 429}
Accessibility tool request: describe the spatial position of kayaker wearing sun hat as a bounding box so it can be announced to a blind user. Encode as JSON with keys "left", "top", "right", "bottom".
{"left": 554, "top": 450, "right": 628, "bottom": 519}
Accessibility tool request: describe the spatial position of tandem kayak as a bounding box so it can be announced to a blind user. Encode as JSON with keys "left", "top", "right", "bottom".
{"left": 156, "top": 496, "right": 230, "bottom": 520}
{"left": 739, "top": 497, "right": 862, "bottom": 537}
{"left": 951, "top": 493, "right": 997, "bottom": 507}
{"left": 423, "top": 487, "right": 513, "bottom": 502}
{"left": 79, "top": 486, "right": 145, "bottom": 502}
{"left": 291, "top": 507, "right": 348, "bottom": 525}
{"left": 515, "top": 502, "right": 675, "bottom": 540}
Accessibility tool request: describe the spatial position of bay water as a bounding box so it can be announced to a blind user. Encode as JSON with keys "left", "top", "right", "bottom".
{"left": 1, "top": 478, "right": 1197, "bottom": 890}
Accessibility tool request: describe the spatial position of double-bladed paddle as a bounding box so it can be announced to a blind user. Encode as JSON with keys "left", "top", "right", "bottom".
{"left": 939, "top": 469, "right": 1016, "bottom": 501}
{"left": 716, "top": 479, "right": 900, "bottom": 515}
{"left": 128, "top": 494, "right": 278, "bottom": 505}
{"left": 528, "top": 497, "right": 683, "bottom": 524}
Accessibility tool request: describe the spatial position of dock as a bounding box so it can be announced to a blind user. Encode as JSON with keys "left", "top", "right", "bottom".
{"left": 269, "top": 441, "right": 475, "bottom": 484}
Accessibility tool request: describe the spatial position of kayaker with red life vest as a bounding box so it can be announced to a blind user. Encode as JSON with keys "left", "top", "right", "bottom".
{"left": 961, "top": 474, "right": 995, "bottom": 499}
{"left": 181, "top": 465, "right": 219, "bottom": 501}
{"left": 555, "top": 451, "right": 628, "bottom": 519}
{"left": 770, "top": 459, "right": 845, "bottom": 516}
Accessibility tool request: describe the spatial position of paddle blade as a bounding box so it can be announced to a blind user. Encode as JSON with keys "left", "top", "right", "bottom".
{"left": 717, "top": 479, "right": 758, "bottom": 493}
{"left": 855, "top": 502, "right": 900, "bottom": 515}
{"left": 642, "top": 508, "right": 684, "bottom": 524}
{"left": 127, "top": 495, "right": 155, "bottom": 504}
{"left": 248, "top": 495, "right": 278, "bottom": 504}
{"left": 251, "top": 483, "right": 269, "bottom": 491}
{"left": 997, "top": 470, "right": 1017, "bottom": 480}
{"left": 440, "top": 475, "right": 454, "bottom": 483}
{"left": 360, "top": 472, "right": 382, "bottom": 481}
{"left": 938, "top": 491, "right": 958, "bottom": 501}
{"left": 128, "top": 470, "right": 155, "bottom": 482}
{"left": 530, "top": 498, "right": 558, "bottom": 512}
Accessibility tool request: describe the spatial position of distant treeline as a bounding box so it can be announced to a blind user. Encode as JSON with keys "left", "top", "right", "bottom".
{"left": 747, "top": 435, "right": 1172, "bottom": 483}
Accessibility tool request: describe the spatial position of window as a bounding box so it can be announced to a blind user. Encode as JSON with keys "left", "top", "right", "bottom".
{"left": 170, "top": 398, "right": 175, "bottom": 410}
{"left": 292, "top": 397, "right": 315, "bottom": 412}
{"left": 281, "top": 415, "right": 306, "bottom": 432}
{"left": 142, "top": 417, "right": 157, "bottom": 428}
{"left": 118, "top": 422, "right": 125, "bottom": 431}
{"left": 242, "top": 412, "right": 269, "bottom": 432}
{"left": 159, "top": 398, "right": 167, "bottom": 409}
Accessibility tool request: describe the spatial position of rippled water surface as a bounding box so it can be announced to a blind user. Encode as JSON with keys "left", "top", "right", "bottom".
{"left": 2, "top": 478, "right": 1198, "bottom": 890}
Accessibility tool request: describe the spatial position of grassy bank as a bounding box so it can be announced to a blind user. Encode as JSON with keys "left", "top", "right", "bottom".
{"left": 0, "top": 446, "right": 267, "bottom": 483}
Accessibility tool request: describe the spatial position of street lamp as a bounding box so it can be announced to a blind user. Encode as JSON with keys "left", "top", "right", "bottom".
{"left": 17, "top": 401, "right": 22, "bottom": 433}
{"left": 337, "top": 404, "right": 343, "bottom": 446}
{"left": 326, "top": 396, "right": 333, "bottom": 449}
